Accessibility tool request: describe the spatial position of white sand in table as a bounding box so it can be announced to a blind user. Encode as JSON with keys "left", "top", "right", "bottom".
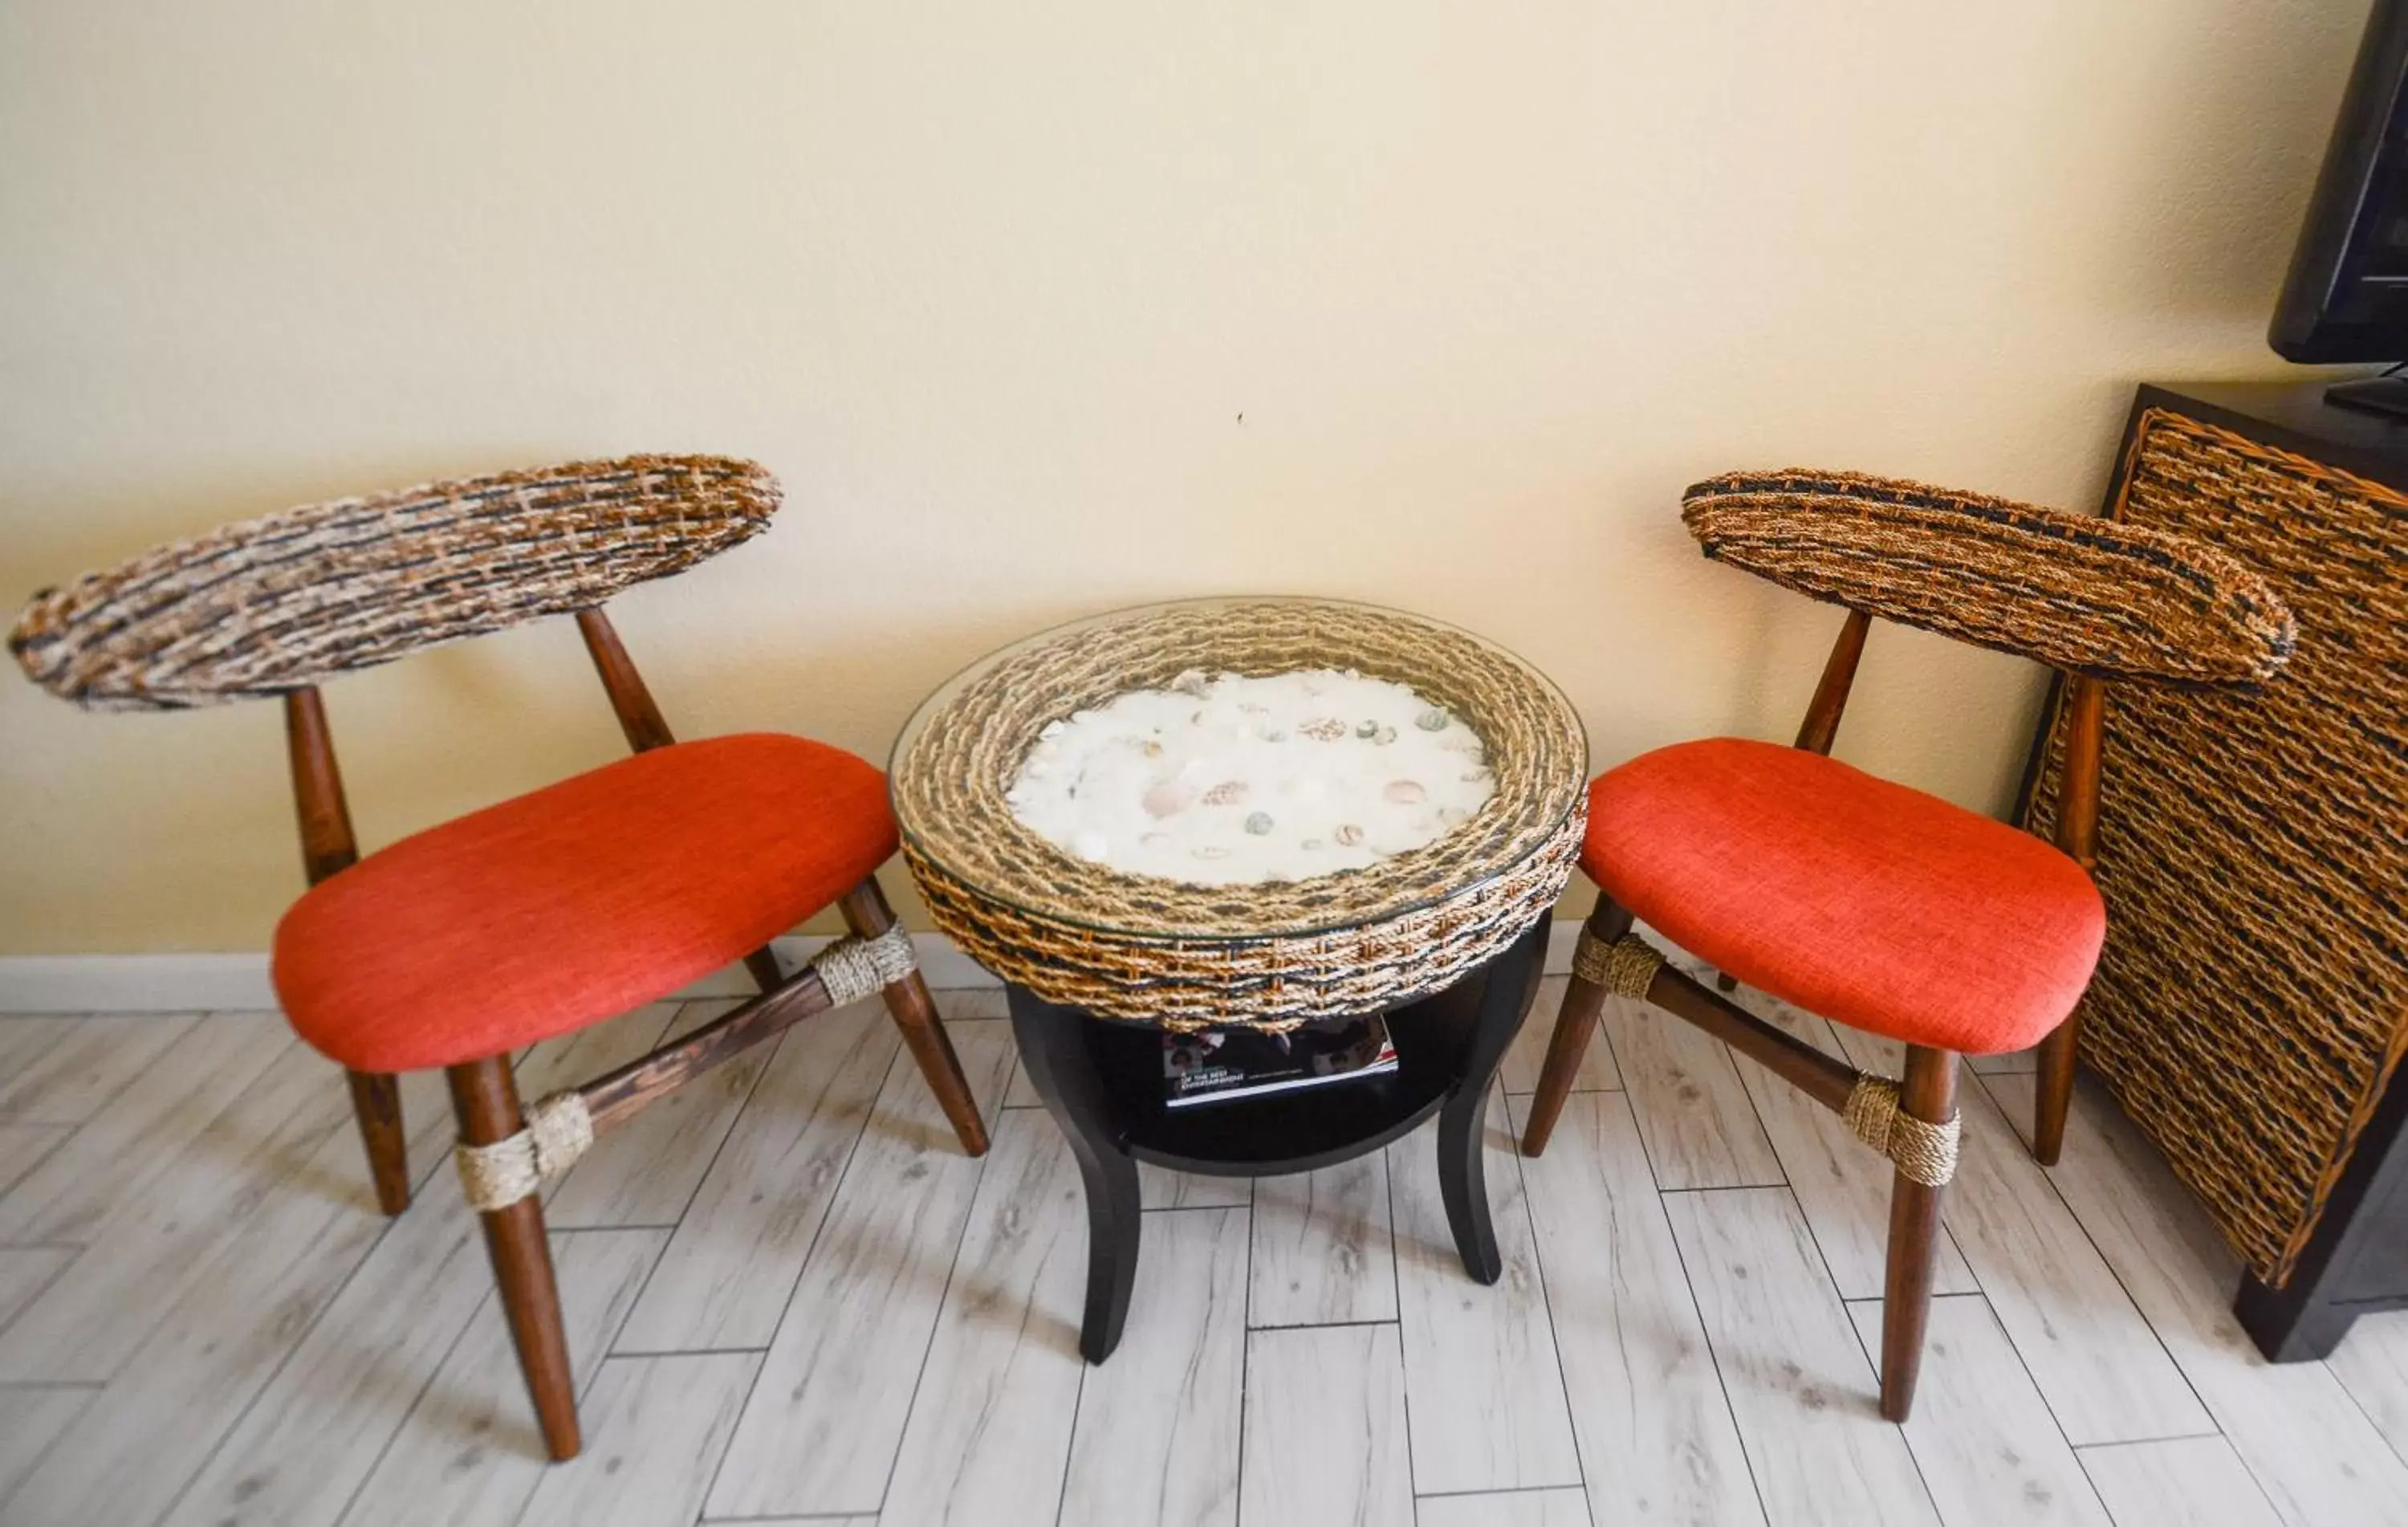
{"left": 1006, "top": 667, "right": 1495, "bottom": 886}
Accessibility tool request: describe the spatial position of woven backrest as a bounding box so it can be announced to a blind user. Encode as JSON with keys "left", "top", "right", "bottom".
{"left": 10, "top": 455, "right": 780, "bottom": 710}
{"left": 1681, "top": 468, "right": 2295, "bottom": 686}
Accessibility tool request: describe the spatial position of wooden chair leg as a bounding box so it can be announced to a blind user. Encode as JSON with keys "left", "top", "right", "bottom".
{"left": 1879, "top": 1044, "right": 1959, "bottom": 1423}
{"left": 839, "top": 878, "right": 989, "bottom": 1158}
{"left": 742, "top": 945, "right": 786, "bottom": 992}
{"left": 2032, "top": 1012, "right": 2080, "bottom": 1167}
{"left": 345, "top": 1068, "right": 412, "bottom": 1216}
{"left": 448, "top": 1056, "right": 580, "bottom": 1460}
{"left": 1519, "top": 898, "right": 1635, "bottom": 1157}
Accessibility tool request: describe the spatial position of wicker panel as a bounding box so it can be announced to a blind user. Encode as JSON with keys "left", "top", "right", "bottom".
{"left": 2026, "top": 409, "right": 2408, "bottom": 1285}
{"left": 9, "top": 455, "right": 779, "bottom": 711}
{"left": 890, "top": 600, "right": 1588, "bottom": 1031}
{"left": 1684, "top": 468, "right": 2295, "bottom": 686}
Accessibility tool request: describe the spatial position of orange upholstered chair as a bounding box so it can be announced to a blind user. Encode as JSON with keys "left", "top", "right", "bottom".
{"left": 1519, "top": 469, "right": 2295, "bottom": 1422}
{"left": 8, "top": 456, "right": 990, "bottom": 1460}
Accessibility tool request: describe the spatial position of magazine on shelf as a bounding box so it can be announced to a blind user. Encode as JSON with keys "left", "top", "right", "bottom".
{"left": 1161, "top": 1013, "right": 1398, "bottom": 1108}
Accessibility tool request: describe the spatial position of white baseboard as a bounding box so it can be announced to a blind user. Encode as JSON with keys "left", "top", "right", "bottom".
{"left": 0, "top": 918, "right": 1586, "bottom": 1015}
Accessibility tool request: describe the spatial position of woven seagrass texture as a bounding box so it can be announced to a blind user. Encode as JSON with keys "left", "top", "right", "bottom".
{"left": 2026, "top": 409, "right": 2408, "bottom": 1285}
{"left": 10, "top": 455, "right": 780, "bottom": 711}
{"left": 1683, "top": 468, "right": 2296, "bottom": 686}
{"left": 891, "top": 600, "right": 1588, "bottom": 1030}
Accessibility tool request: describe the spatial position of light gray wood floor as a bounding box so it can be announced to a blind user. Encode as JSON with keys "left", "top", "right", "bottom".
{"left": 2, "top": 967, "right": 2406, "bottom": 1526}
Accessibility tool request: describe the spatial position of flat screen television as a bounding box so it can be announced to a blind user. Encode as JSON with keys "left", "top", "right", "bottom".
{"left": 2272, "top": 0, "right": 2408, "bottom": 416}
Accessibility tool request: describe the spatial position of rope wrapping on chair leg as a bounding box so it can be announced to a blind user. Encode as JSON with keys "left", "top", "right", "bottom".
{"left": 1843, "top": 1076, "right": 1960, "bottom": 1187}
{"left": 808, "top": 926, "right": 919, "bottom": 1007}
{"left": 1572, "top": 928, "right": 1665, "bottom": 1000}
{"left": 454, "top": 1090, "right": 594, "bottom": 1211}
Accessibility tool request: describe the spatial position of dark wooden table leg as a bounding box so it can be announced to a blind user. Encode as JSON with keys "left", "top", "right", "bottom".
{"left": 1436, "top": 915, "right": 1548, "bottom": 1285}
{"left": 1007, "top": 984, "right": 1142, "bottom": 1364}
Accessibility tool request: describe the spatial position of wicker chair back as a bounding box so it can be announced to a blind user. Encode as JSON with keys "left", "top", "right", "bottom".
{"left": 9, "top": 455, "right": 779, "bottom": 711}
{"left": 1681, "top": 468, "right": 2294, "bottom": 686}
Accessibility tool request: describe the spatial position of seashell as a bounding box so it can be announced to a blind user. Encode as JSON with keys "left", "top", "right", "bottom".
{"left": 1332, "top": 824, "right": 1366, "bottom": 846}
{"left": 1141, "top": 831, "right": 1173, "bottom": 849}
{"left": 1202, "top": 780, "right": 1250, "bottom": 806}
{"left": 1192, "top": 845, "right": 1230, "bottom": 860}
{"left": 1243, "top": 812, "right": 1275, "bottom": 835}
{"left": 1383, "top": 780, "right": 1427, "bottom": 804}
{"left": 1441, "top": 734, "right": 1482, "bottom": 754}
{"left": 1355, "top": 720, "right": 1380, "bottom": 739}
{"left": 1260, "top": 728, "right": 1287, "bottom": 743}
{"left": 1238, "top": 702, "right": 1268, "bottom": 715}
{"left": 1040, "top": 720, "right": 1067, "bottom": 740}
{"left": 1143, "top": 780, "right": 1196, "bottom": 818}
{"left": 1142, "top": 740, "right": 1165, "bottom": 758}
{"left": 1437, "top": 806, "right": 1470, "bottom": 826}
{"left": 1370, "top": 726, "right": 1397, "bottom": 745}
{"left": 1416, "top": 709, "right": 1450, "bottom": 731}
{"left": 1301, "top": 838, "right": 1326, "bottom": 850}
{"left": 1462, "top": 767, "right": 1493, "bottom": 784}
{"left": 1299, "top": 718, "right": 1348, "bottom": 742}
{"left": 1170, "top": 669, "right": 1210, "bottom": 698}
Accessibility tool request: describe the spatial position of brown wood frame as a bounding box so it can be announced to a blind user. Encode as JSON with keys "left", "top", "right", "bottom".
{"left": 1518, "top": 605, "right": 2107, "bottom": 1423}
{"left": 281, "top": 605, "right": 990, "bottom": 1460}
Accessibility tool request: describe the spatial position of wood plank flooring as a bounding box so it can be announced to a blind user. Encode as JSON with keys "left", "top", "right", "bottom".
{"left": 1, "top": 968, "right": 2402, "bottom": 1526}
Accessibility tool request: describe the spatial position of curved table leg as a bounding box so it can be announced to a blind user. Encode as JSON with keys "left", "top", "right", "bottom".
{"left": 1006, "top": 984, "right": 1142, "bottom": 1363}
{"left": 1437, "top": 914, "right": 1550, "bottom": 1285}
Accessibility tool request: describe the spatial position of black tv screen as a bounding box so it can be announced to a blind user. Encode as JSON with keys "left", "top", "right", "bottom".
{"left": 2271, "top": 0, "right": 2408, "bottom": 364}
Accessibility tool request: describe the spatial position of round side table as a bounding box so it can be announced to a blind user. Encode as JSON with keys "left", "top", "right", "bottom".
{"left": 890, "top": 597, "right": 1588, "bottom": 1362}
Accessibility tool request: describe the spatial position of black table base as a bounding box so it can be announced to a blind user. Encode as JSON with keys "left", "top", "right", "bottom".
{"left": 1007, "top": 914, "right": 1549, "bottom": 1362}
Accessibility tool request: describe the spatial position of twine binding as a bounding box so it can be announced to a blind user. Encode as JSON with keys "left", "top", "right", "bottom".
{"left": 448, "top": 930, "right": 917, "bottom": 1213}
{"left": 455, "top": 1091, "right": 595, "bottom": 1212}
{"left": 1843, "top": 1076, "right": 1960, "bottom": 1187}
{"left": 1573, "top": 928, "right": 1664, "bottom": 1000}
{"left": 811, "top": 926, "right": 917, "bottom": 1007}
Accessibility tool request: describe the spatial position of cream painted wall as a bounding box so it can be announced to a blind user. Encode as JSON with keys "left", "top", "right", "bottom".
{"left": 0, "top": 1, "right": 2367, "bottom": 954}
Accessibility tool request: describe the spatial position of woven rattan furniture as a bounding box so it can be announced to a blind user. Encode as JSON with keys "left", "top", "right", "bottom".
{"left": 7, "top": 456, "right": 991, "bottom": 1461}
{"left": 1519, "top": 468, "right": 2294, "bottom": 1423}
{"left": 2021, "top": 385, "right": 2408, "bottom": 1362}
{"left": 891, "top": 597, "right": 1588, "bottom": 1360}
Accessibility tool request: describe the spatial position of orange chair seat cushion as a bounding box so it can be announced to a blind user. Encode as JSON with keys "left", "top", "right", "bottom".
{"left": 272, "top": 733, "right": 895, "bottom": 1073}
{"left": 1584, "top": 738, "right": 2104, "bottom": 1056}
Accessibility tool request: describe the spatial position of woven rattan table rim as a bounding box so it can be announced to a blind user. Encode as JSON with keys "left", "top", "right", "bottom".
{"left": 887, "top": 597, "right": 1588, "bottom": 1028}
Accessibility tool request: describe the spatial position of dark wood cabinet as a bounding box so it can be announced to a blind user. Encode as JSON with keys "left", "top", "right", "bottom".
{"left": 2020, "top": 381, "right": 2408, "bottom": 1359}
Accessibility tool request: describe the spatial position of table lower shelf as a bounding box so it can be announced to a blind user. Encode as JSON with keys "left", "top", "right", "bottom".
{"left": 1007, "top": 914, "right": 1549, "bottom": 1362}
{"left": 1080, "top": 979, "right": 1497, "bottom": 1175}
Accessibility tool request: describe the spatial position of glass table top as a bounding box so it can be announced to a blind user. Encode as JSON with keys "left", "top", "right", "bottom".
{"left": 889, "top": 596, "right": 1588, "bottom": 943}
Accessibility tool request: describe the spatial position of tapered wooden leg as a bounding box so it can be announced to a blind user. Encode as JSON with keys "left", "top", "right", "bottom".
{"left": 1715, "top": 972, "right": 1739, "bottom": 993}
{"left": 742, "top": 945, "right": 786, "bottom": 992}
{"left": 448, "top": 1056, "right": 580, "bottom": 1460}
{"left": 1519, "top": 898, "right": 1634, "bottom": 1157}
{"left": 840, "top": 878, "right": 989, "bottom": 1158}
{"left": 1880, "top": 1044, "right": 1959, "bottom": 1423}
{"left": 345, "top": 1069, "right": 412, "bottom": 1216}
{"left": 2032, "top": 1012, "right": 2080, "bottom": 1167}
{"left": 1440, "top": 914, "right": 1548, "bottom": 1280}
{"left": 1007, "top": 983, "right": 1141, "bottom": 1362}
